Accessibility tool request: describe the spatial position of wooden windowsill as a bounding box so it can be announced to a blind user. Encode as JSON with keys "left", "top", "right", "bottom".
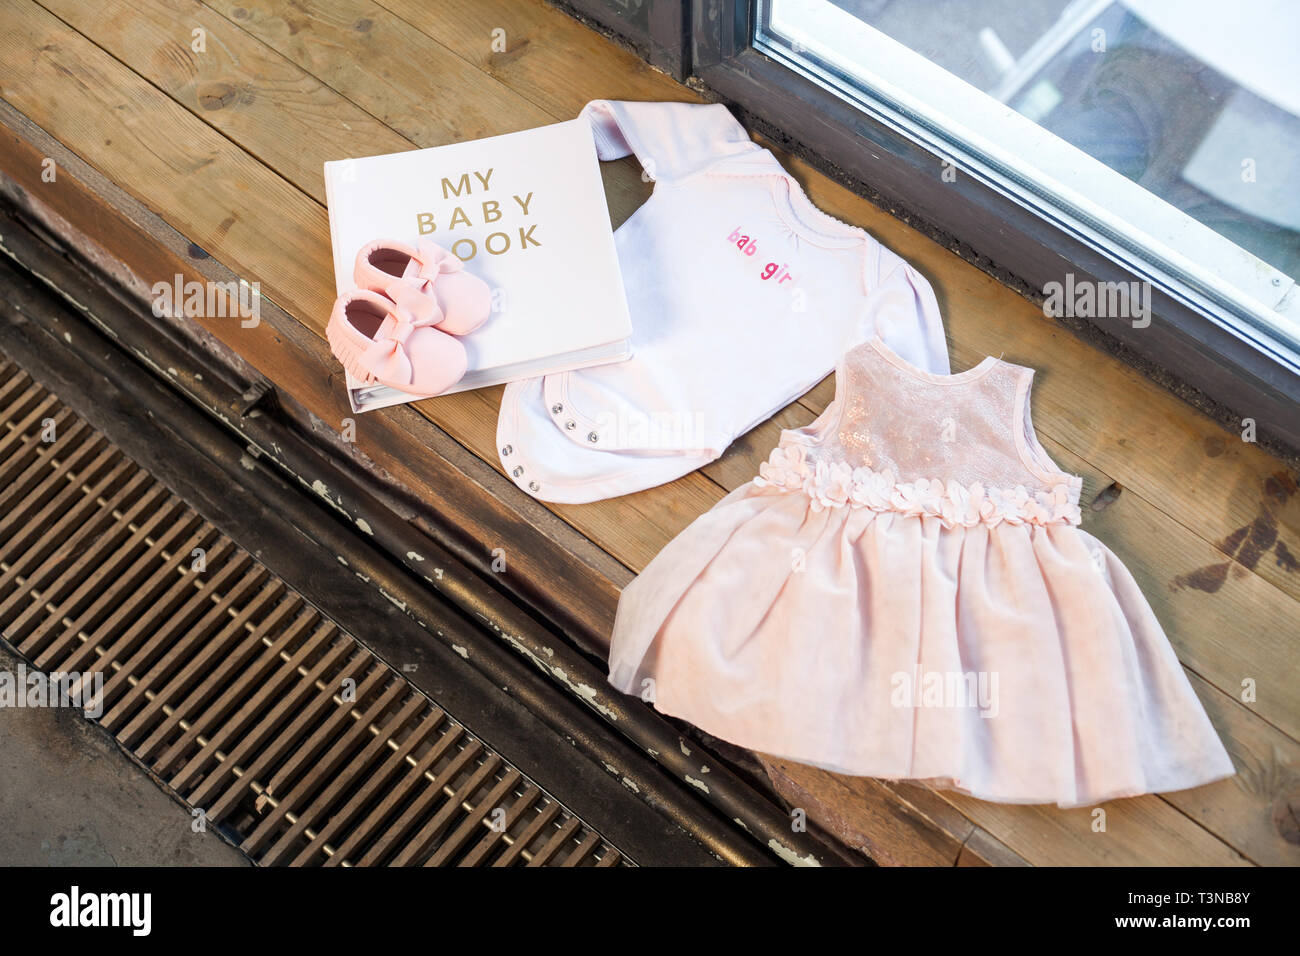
{"left": 0, "top": 0, "right": 1296, "bottom": 866}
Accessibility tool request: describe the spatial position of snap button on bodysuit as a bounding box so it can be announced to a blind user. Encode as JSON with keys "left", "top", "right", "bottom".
{"left": 501, "top": 445, "right": 513, "bottom": 456}
{"left": 512, "top": 466, "right": 523, "bottom": 477}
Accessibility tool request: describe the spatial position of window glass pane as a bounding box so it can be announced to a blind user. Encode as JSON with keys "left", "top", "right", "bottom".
{"left": 757, "top": 0, "right": 1300, "bottom": 349}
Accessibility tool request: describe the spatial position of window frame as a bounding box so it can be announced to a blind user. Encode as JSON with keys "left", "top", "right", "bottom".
{"left": 555, "top": 0, "right": 691, "bottom": 78}
{"left": 568, "top": 0, "right": 1300, "bottom": 451}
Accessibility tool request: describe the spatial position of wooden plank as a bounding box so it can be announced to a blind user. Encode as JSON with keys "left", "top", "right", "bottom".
{"left": 117, "top": 587, "right": 299, "bottom": 748}
{"left": 768, "top": 755, "right": 1251, "bottom": 866}
{"left": 1166, "top": 671, "right": 1300, "bottom": 867}
{"left": 166, "top": 621, "right": 345, "bottom": 789}
{"left": 759, "top": 755, "right": 975, "bottom": 866}
{"left": 525, "top": 814, "right": 581, "bottom": 866}
{"left": 703, "top": 393, "right": 1300, "bottom": 747}
{"left": 762, "top": 138, "right": 1300, "bottom": 608}
{"left": 373, "top": 0, "right": 691, "bottom": 115}
{"left": 20, "top": 0, "right": 723, "bottom": 581}
{"left": 6, "top": 0, "right": 1298, "bottom": 867}
{"left": 20, "top": 494, "right": 187, "bottom": 656}
{"left": 32, "top": 0, "right": 1300, "bottom": 621}
{"left": 385, "top": 0, "right": 1298, "bottom": 612}
{"left": 217, "top": 0, "right": 557, "bottom": 144}
{"left": 744, "top": 402, "right": 1300, "bottom": 863}
{"left": 0, "top": 39, "right": 633, "bottom": 655}
{"left": 459, "top": 782, "right": 540, "bottom": 867}
{"left": 0, "top": 410, "right": 84, "bottom": 509}
{"left": 940, "top": 790, "right": 1251, "bottom": 867}
{"left": 493, "top": 797, "right": 559, "bottom": 867}
{"left": 356, "top": 738, "right": 484, "bottom": 865}
{"left": 39, "top": 0, "right": 408, "bottom": 205}
{"left": 135, "top": 600, "right": 315, "bottom": 761}
{"left": 204, "top": 0, "right": 663, "bottom": 218}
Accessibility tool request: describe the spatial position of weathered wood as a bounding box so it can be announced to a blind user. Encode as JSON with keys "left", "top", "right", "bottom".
{"left": 3, "top": 0, "right": 1296, "bottom": 866}
{"left": 13, "top": 0, "right": 723, "bottom": 577}
{"left": 760, "top": 755, "right": 981, "bottom": 866}
{"left": 0, "top": 85, "right": 632, "bottom": 656}
{"left": 768, "top": 136, "right": 1300, "bottom": 608}
{"left": 371, "top": 0, "right": 693, "bottom": 114}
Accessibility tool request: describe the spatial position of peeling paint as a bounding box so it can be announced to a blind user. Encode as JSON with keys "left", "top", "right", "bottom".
{"left": 621, "top": 777, "right": 640, "bottom": 794}
{"left": 498, "top": 635, "right": 618, "bottom": 720}
{"left": 307, "top": 480, "right": 350, "bottom": 519}
{"left": 700, "top": 765, "right": 710, "bottom": 773}
{"left": 380, "top": 589, "right": 407, "bottom": 612}
{"left": 451, "top": 645, "right": 468, "bottom": 659}
{"left": 166, "top": 367, "right": 178, "bottom": 377}
{"left": 685, "top": 775, "right": 709, "bottom": 793}
{"left": 767, "top": 840, "right": 821, "bottom": 867}
{"left": 63, "top": 332, "right": 71, "bottom": 343}
{"left": 405, "top": 551, "right": 424, "bottom": 562}
{"left": 238, "top": 453, "right": 256, "bottom": 471}
{"left": 732, "top": 817, "right": 751, "bottom": 833}
{"left": 602, "top": 762, "right": 619, "bottom": 775}
{"left": 679, "top": 739, "right": 692, "bottom": 757}
{"left": 354, "top": 571, "right": 370, "bottom": 584}
{"left": 336, "top": 555, "right": 348, "bottom": 566}
{"left": 355, "top": 517, "right": 373, "bottom": 535}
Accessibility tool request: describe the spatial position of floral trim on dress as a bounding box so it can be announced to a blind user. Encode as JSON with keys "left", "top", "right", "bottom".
{"left": 753, "top": 444, "right": 1082, "bottom": 527}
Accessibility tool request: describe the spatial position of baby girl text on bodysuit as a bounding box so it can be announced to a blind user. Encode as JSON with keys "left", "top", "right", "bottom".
{"left": 727, "top": 228, "right": 795, "bottom": 285}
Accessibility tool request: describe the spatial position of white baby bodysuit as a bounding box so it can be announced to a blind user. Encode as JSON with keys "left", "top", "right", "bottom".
{"left": 496, "top": 99, "right": 950, "bottom": 503}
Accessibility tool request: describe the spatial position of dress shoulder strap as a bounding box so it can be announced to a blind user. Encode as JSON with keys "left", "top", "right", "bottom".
{"left": 1010, "top": 366, "right": 1084, "bottom": 496}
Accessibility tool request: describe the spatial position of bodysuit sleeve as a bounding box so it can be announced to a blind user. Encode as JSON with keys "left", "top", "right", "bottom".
{"left": 857, "top": 247, "right": 951, "bottom": 376}
{"left": 580, "top": 99, "right": 761, "bottom": 183}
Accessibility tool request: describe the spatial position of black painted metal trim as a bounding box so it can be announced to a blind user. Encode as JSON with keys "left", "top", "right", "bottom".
{"left": 552, "top": 0, "right": 690, "bottom": 78}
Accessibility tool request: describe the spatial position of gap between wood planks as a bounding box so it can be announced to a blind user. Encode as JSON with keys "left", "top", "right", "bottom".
{"left": 34, "top": 0, "right": 1298, "bottom": 612}
{"left": 7, "top": 0, "right": 1297, "bottom": 864}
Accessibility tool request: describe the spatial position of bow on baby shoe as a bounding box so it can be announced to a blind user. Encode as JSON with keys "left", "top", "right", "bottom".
{"left": 358, "top": 306, "right": 422, "bottom": 386}
{"left": 414, "top": 238, "right": 465, "bottom": 276}
{"left": 354, "top": 238, "right": 491, "bottom": 338}
{"left": 383, "top": 239, "right": 466, "bottom": 325}
{"left": 328, "top": 285, "right": 470, "bottom": 398}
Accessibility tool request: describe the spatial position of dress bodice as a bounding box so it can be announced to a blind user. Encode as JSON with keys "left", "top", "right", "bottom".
{"left": 756, "top": 336, "right": 1083, "bottom": 527}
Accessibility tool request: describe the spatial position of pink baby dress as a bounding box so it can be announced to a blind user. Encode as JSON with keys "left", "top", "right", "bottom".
{"left": 608, "top": 332, "right": 1235, "bottom": 807}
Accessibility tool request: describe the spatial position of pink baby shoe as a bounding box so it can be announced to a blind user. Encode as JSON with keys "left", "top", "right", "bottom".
{"left": 354, "top": 238, "right": 491, "bottom": 336}
{"left": 326, "top": 288, "right": 467, "bottom": 397}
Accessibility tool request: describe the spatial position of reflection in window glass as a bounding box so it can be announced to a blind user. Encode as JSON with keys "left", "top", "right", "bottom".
{"left": 842, "top": 0, "right": 1299, "bottom": 277}
{"left": 761, "top": 0, "right": 1299, "bottom": 340}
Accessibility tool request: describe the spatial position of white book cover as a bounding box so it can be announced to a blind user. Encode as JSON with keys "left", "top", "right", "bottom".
{"left": 324, "top": 118, "right": 632, "bottom": 412}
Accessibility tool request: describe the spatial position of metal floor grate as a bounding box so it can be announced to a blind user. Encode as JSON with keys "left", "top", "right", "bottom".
{"left": 0, "top": 355, "right": 629, "bottom": 867}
